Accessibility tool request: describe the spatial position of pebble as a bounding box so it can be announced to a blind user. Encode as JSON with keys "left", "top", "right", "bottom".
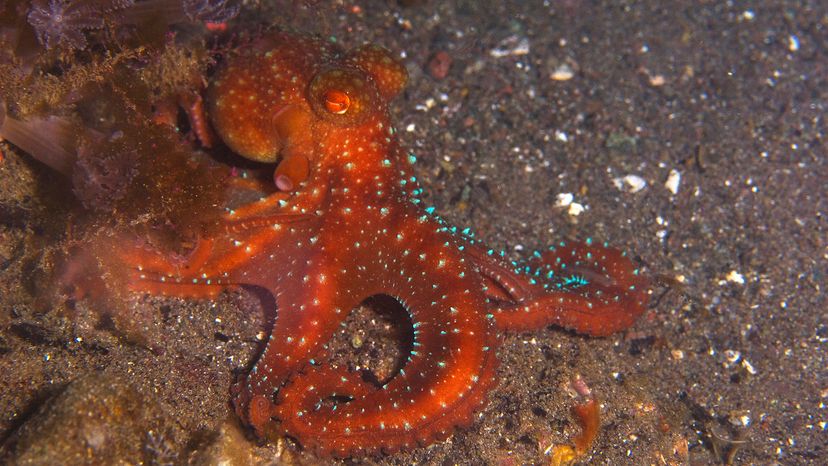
{"left": 490, "top": 35, "right": 530, "bottom": 57}
{"left": 427, "top": 51, "right": 452, "bottom": 80}
{"left": 664, "top": 169, "right": 681, "bottom": 195}
{"left": 550, "top": 64, "right": 574, "bottom": 81}
{"left": 612, "top": 174, "right": 647, "bottom": 193}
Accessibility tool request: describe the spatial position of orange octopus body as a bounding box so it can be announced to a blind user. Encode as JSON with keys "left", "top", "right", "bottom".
{"left": 109, "top": 32, "right": 647, "bottom": 456}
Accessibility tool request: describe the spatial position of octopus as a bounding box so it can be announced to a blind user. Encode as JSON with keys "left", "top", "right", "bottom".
{"left": 87, "top": 32, "right": 648, "bottom": 456}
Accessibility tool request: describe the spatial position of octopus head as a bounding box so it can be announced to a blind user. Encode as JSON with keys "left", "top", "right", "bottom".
{"left": 207, "top": 33, "right": 407, "bottom": 191}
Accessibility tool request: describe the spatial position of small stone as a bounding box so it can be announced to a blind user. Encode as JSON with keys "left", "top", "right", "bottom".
{"left": 648, "top": 74, "right": 666, "bottom": 86}
{"left": 550, "top": 64, "right": 574, "bottom": 81}
{"left": 568, "top": 202, "right": 585, "bottom": 217}
{"left": 555, "top": 193, "right": 584, "bottom": 216}
{"left": 724, "top": 270, "right": 745, "bottom": 285}
{"left": 742, "top": 358, "right": 758, "bottom": 375}
{"left": 664, "top": 169, "right": 681, "bottom": 195}
{"left": 556, "top": 192, "right": 574, "bottom": 207}
{"left": 490, "top": 35, "right": 530, "bottom": 58}
{"left": 788, "top": 35, "right": 800, "bottom": 52}
{"left": 427, "top": 51, "right": 452, "bottom": 80}
{"left": 613, "top": 175, "right": 647, "bottom": 193}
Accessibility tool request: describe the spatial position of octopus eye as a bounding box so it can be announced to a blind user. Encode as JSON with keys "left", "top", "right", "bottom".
{"left": 308, "top": 67, "right": 381, "bottom": 125}
{"left": 323, "top": 89, "right": 351, "bottom": 114}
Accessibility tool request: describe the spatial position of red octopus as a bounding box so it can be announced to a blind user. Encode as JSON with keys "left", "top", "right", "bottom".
{"left": 89, "top": 32, "right": 647, "bottom": 456}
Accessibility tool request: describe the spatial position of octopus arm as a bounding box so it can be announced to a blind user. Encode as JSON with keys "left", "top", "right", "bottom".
{"left": 267, "top": 225, "right": 500, "bottom": 456}
{"left": 115, "top": 213, "right": 318, "bottom": 297}
{"left": 471, "top": 241, "right": 648, "bottom": 336}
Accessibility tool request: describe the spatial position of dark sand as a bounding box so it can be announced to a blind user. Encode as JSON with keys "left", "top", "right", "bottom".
{"left": 1, "top": 1, "right": 825, "bottom": 465}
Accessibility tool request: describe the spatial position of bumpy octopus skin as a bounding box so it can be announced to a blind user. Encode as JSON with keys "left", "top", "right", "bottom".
{"left": 110, "top": 33, "right": 648, "bottom": 456}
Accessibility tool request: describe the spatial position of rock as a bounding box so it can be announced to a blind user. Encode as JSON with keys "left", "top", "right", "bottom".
{"left": 2, "top": 371, "right": 168, "bottom": 465}
{"left": 188, "top": 420, "right": 256, "bottom": 466}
